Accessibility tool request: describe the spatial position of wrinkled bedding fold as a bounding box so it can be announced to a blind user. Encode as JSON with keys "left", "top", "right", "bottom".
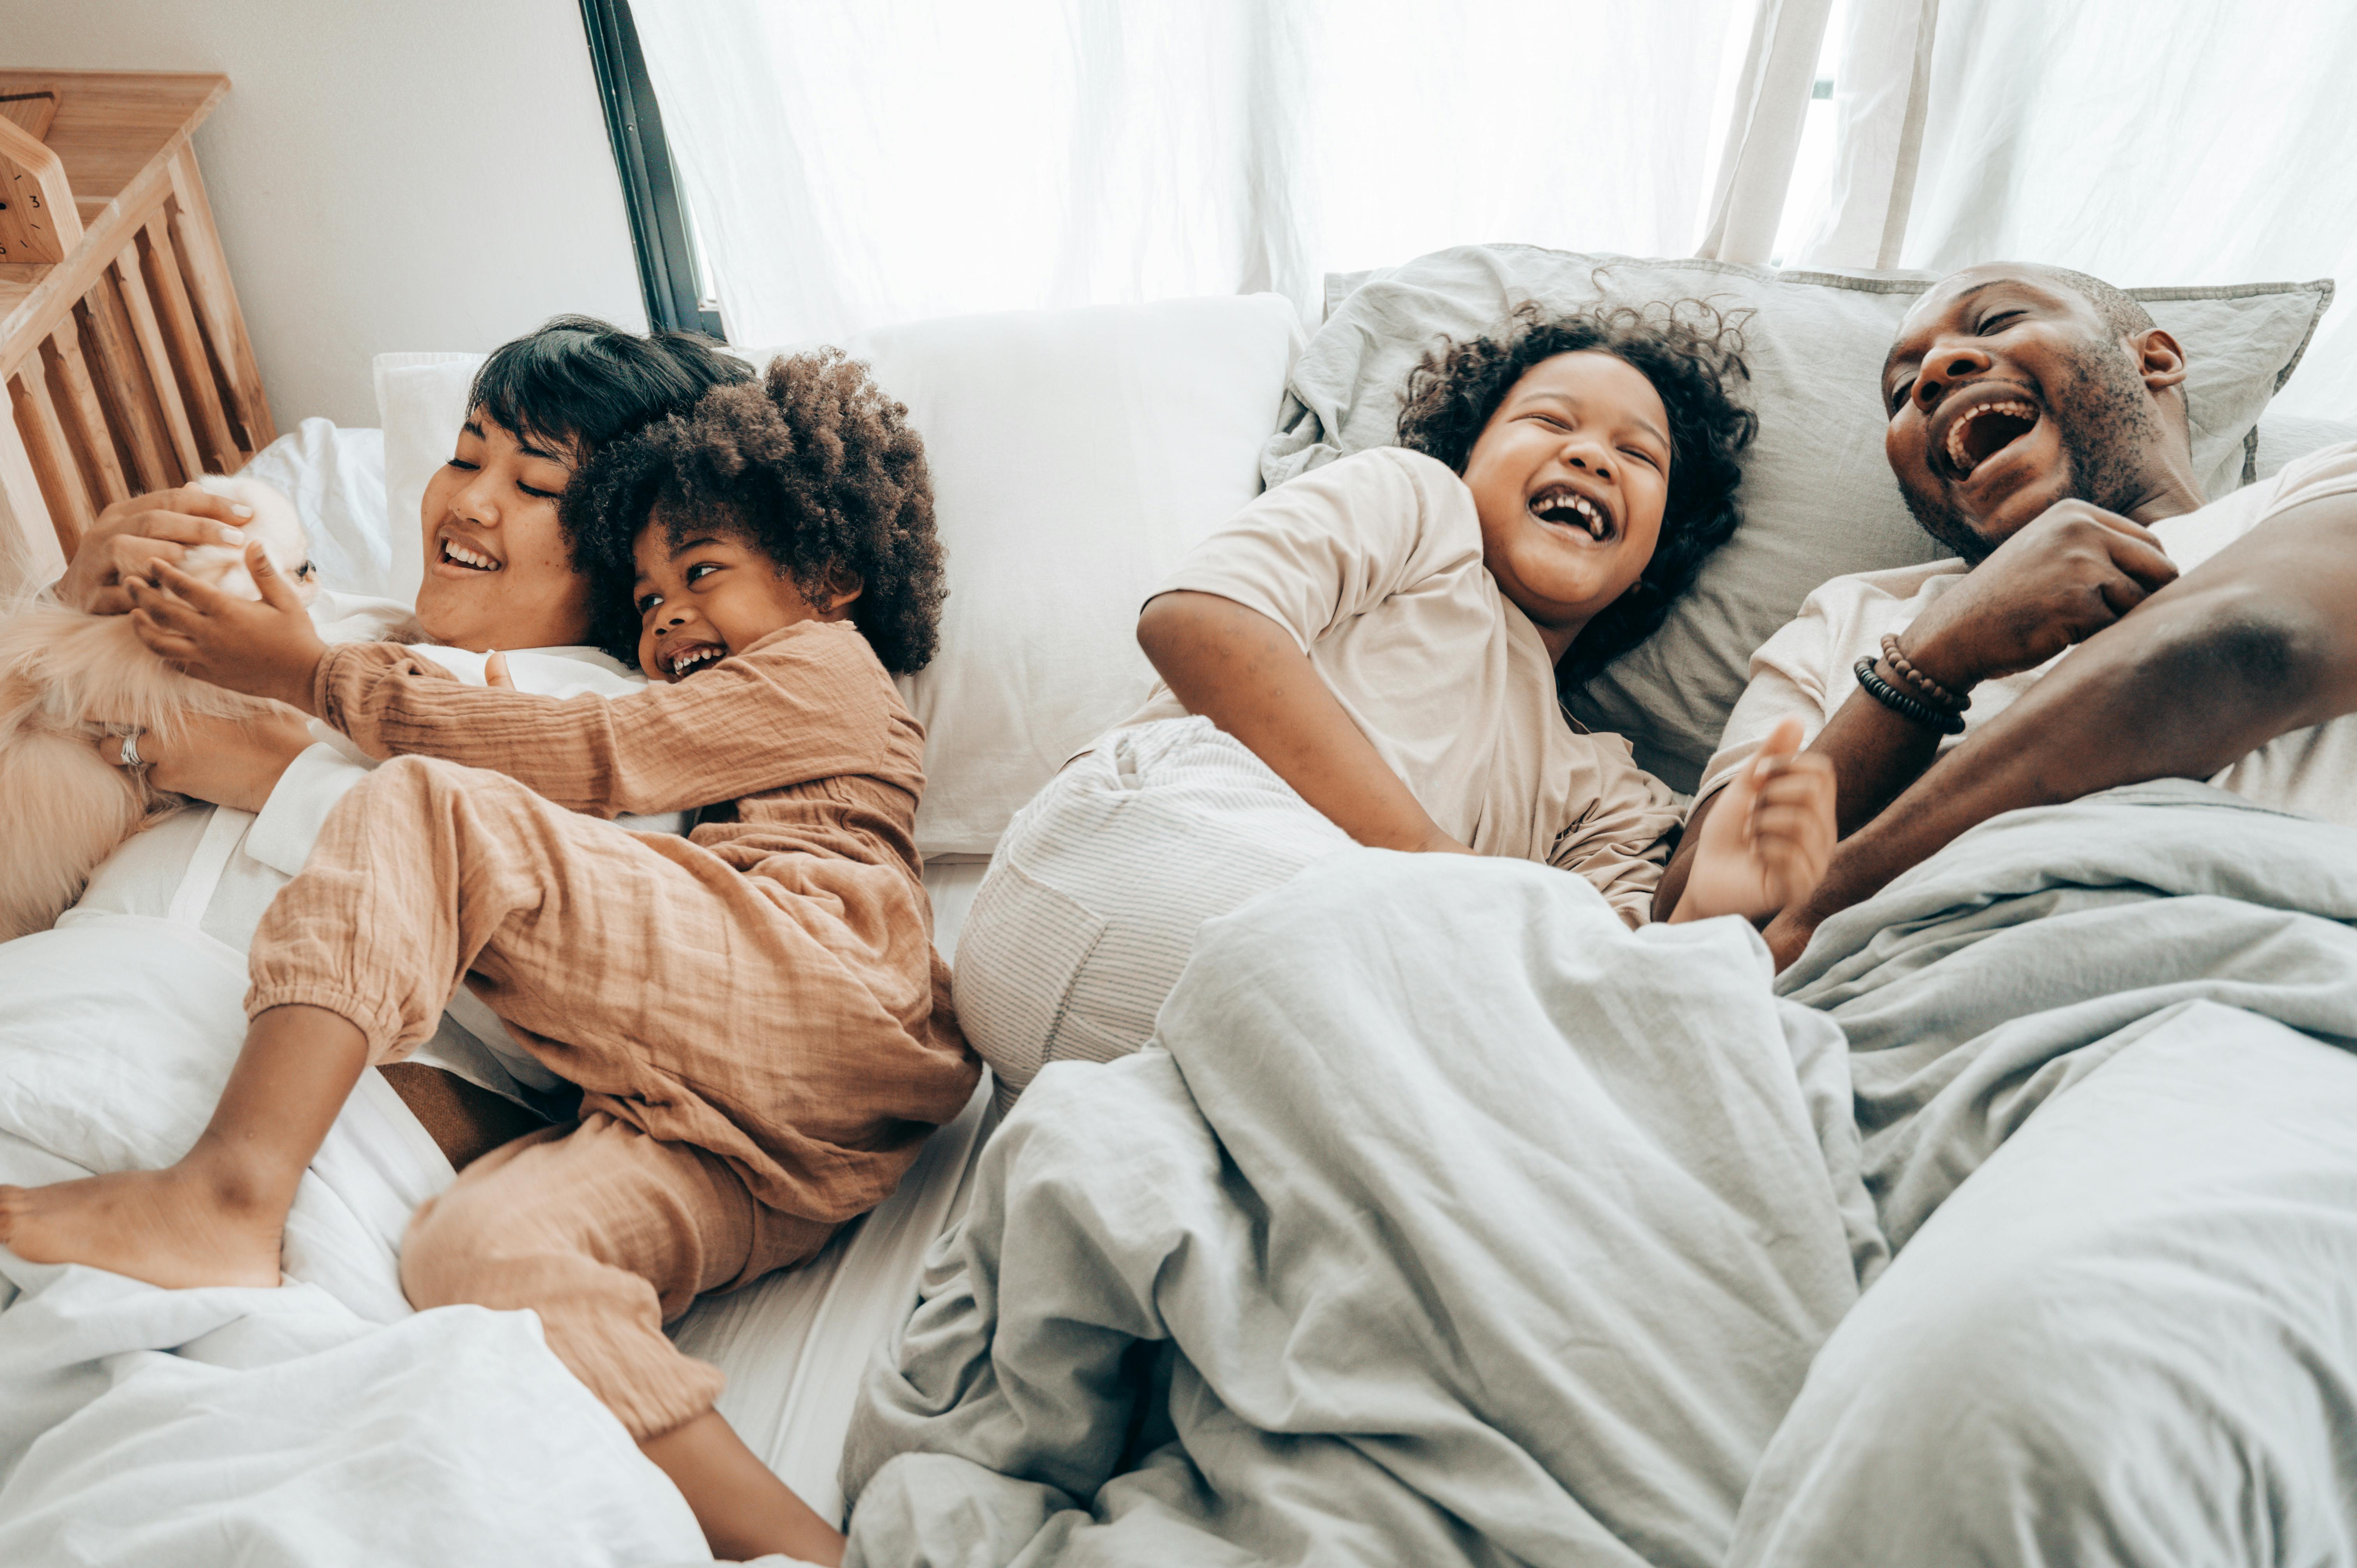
{"left": 846, "top": 850, "right": 1875, "bottom": 1567}
{"left": 1781, "top": 779, "right": 2357, "bottom": 1251}
{"left": 846, "top": 782, "right": 2357, "bottom": 1567}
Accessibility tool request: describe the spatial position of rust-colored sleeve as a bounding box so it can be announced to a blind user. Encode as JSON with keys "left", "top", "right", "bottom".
{"left": 311, "top": 622, "right": 894, "bottom": 818}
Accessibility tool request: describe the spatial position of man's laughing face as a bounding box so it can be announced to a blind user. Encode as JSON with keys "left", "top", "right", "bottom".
{"left": 1881, "top": 266, "right": 2181, "bottom": 563}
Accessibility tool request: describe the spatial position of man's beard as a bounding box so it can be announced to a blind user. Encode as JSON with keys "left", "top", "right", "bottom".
{"left": 1902, "top": 341, "right": 2166, "bottom": 563}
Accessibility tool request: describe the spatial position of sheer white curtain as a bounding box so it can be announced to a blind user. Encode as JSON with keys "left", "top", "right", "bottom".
{"left": 1797, "top": 0, "right": 2357, "bottom": 421}
{"left": 633, "top": 0, "right": 1765, "bottom": 346}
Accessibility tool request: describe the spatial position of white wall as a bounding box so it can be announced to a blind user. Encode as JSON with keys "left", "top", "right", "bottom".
{"left": 0, "top": 0, "right": 648, "bottom": 428}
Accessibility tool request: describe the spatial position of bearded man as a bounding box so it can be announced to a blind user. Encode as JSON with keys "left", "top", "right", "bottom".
{"left": 1663, "top": 262, "right": 2357, "bottom": 941}
{"left": 1663, "top": 263, "right": 2357, "bottom": 1564}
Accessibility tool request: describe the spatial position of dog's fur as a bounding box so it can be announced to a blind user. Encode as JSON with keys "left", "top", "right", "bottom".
{"left": 0, "top": 477, "right": 318, "bottom": 941}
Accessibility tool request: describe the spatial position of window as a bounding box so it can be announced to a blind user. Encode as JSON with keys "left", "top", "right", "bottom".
{"left": 578, "top": 0, "right": 725, "bottom": 339}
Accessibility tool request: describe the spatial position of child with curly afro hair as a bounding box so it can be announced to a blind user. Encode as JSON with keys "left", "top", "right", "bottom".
{"left": 566, "top": 347, "right": 949, "bottom": 676}
{"left": 951, "top": 295, "right": 1837, "bottom": 1111}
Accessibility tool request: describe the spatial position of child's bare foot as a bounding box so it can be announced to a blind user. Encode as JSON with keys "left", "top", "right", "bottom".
{"left": 0, "top": 1155, "right": 284, "bottom": 1289}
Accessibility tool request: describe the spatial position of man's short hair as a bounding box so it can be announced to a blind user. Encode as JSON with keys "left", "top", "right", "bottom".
{"left": 2036, "top": 266, "right": 2156, "bottom": 344}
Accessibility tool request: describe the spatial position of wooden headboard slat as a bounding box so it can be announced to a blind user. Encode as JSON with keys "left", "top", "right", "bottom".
{"left": 0, "top": 70, "right": 266, "bottom": 594}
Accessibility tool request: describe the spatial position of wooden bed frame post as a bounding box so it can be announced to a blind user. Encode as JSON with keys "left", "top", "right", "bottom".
{"left": 0, "top": 70, "right": 270, "bottom": 597}
{"left": 0, "top": 385, "right": 67, "bottom": 586}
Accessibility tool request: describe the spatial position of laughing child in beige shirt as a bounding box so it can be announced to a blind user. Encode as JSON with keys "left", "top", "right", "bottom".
{"left": 957, "top": 300, "right": 1838, "bottom": 1102}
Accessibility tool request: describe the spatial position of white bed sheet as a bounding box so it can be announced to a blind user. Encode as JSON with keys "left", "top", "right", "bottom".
{"left": 0, "top": 915, "right": 714, "bottom": 1564}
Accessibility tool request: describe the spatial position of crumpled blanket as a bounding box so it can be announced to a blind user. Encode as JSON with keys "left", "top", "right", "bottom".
{"left": 0, "top": 916, "right": 712, "bottom": 1567}
{"left": 843, "top": 849, "right": 1878, "bottom": 1568}
{"left": 0, "top": 1257, "right": 709, "bottom": 1566}
{"left": 1728, "top": 780, "right": 2357, "bottom": 1564}
{"left": 843, "top": 781, "right": 2357, "bottom": 1568}
{"left": 1779, "top": 779, "right": 2357, "bottom": 1251}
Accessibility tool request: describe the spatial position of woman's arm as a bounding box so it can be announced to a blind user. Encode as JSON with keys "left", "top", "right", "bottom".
{"left": 95, "top": 709, "right": 317, "bottom": 815}
{"left": 1137, "top": 591, "right": 1470, "bottom": 854}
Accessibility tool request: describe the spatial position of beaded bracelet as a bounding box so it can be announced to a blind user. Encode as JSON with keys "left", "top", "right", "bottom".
{"left": 1878, "top": 632, "right": 1969, "bottom": 715}
{"left": 1855, "top": 657, "right": 1968, "bottom": 735}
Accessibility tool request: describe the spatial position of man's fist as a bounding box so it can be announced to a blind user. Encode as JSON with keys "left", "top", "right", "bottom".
{"left": 1903, "top": 501, "right": 2180, "bottom": 690}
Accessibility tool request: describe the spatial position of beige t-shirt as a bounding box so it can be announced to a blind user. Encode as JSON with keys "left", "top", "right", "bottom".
{"left": 1697, "top": 438, "right": 2357, "bottom": 825}
{"left": 1119, "top": 445, "right": 1682, "bottom": 923}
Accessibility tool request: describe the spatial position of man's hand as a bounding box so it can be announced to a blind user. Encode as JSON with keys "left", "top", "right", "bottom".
{"left": 1760, "top": 902, "right": 1819, "bottom": 971}
{"left": 97, "top": 707, "right": 317, "bottom": 814}
{"left": 54, "top": 488, "right": 254, "bottom": 614}
{"left": 1903, "top": 501, "right": 2179, "bottom": 690}
{"left": 1669, "top": 717, "right": 1837, "bottom": 925}
{"left": 125, "top": 542, "right": 327, "bottom": 714}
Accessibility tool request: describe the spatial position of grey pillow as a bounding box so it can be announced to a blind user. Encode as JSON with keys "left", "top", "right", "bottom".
{"left": 1270, "top": 245, "right": 2333, "bottom": 790}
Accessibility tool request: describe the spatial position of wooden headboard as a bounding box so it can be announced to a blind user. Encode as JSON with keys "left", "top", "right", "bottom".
{"left": 0, "top": 70, "right": 274, "bottom": 595}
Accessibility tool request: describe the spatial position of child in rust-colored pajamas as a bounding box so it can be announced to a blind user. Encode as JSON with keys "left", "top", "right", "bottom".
{"left": 0, "top": 350, "right": 972, "bottom": 1565}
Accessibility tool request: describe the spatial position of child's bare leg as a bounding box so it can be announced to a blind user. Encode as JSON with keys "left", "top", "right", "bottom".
{"left": 0, "top": 1005, "right": 366, "bottom": 1288}
{"left": 640, "top": 1409, "right": 846, "bottom": 1566}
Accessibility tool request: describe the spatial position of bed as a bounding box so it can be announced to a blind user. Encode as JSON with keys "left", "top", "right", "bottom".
{"left": 1, "top": 249, "right": 2349, "bottom": 1563}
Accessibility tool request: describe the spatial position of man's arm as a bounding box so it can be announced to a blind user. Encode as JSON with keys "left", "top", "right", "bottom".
{"left": 1762, "top": 489, "right": 2357, "bottom": 965}
{"left": 1660, "top": 503, "right": 2178, "bottom": 918}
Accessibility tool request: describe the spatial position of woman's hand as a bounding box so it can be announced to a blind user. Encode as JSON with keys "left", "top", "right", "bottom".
{"left": 98, "top": 707, "right": 318, "bottom": 814}
{"left": 55, "top": 487, "right": 253, "bottom": 614}
{"left": 125, "top": 542, "right": 327, "bottom": 715}
{"left": 1668, "top": 717, "right": 1837, "bottom": 927}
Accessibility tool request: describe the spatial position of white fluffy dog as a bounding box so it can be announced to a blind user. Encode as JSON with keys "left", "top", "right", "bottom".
{"left": 0, "top": 477, "right": 317, "bottom": 941}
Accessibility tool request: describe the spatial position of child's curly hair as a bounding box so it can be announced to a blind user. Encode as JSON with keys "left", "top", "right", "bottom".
{"left": 1395, "top": 297, "right": 1756, "bottom": 691}
{"left": 565, "top": 348, "right": 949, "bottom": 675}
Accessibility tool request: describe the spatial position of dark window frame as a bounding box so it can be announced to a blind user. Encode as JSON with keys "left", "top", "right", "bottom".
{"left": 579, "top": 0, "right": 726, "bottom": 340}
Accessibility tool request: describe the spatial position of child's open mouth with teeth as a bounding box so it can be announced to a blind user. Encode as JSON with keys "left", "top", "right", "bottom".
{"left": 1527, "top": 483, "right": 1615, "bottom": 542}
{"left": 627, "top": 511, "right": 868, "bottom": 687}
{"left": 664, "top": 641, "right": 728, "bottom": 679}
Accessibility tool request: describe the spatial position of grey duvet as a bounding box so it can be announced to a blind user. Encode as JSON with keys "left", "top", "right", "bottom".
{"left": 843, "top": 782, "right": 2357, "bottom": 1567}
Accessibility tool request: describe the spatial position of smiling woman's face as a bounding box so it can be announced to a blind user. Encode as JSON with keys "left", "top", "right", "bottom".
{"left": 413, "top": 414, "right": 596, "bottom": 652}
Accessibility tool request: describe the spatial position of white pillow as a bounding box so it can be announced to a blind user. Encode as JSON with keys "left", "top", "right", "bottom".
{"left": 852, "top": 296, "right": 1300, "bottom": 855}
{"left": 373, "top": 351, "right": 486, "bottom": 613}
